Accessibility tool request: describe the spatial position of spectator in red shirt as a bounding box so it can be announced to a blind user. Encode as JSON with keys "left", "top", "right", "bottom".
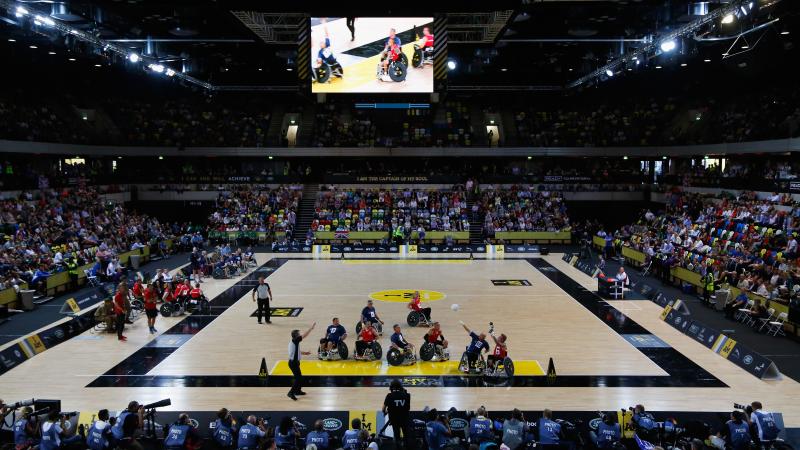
{"left": 113, "top": 282, "right": 128, "bottom": 341}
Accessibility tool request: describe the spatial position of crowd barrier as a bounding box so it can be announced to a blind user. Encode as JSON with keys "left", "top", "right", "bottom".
{"left": 590, "top": 238, "right": 797, "bottom": 337}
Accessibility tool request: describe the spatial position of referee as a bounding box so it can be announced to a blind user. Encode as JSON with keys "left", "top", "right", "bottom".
{"left": 288, "top": 322, "right": 315, "bottom": 401}
{"left": 252, "top": 276, "right": 272, "bottom": 324}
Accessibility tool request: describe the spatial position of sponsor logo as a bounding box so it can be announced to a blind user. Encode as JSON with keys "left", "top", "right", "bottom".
{"left": 369, "top": 290, "right": 446, "bottom": 303}
{"left": 743, "top": 355, "right": 754, "bottom": 365}
{"left": 54, "top": 329, "right": 65, "bottom": 340}
{"left": 322, "top": 418, "right": 343, "bottom": 431}
{"left": 431, "top": 247, "right": 439, "bottom": 251}
{"left": 589, "top": 418, "right": 602, "bottom": 431}
{"left": 449, "top": 418, "right": 468, "bottom": 431}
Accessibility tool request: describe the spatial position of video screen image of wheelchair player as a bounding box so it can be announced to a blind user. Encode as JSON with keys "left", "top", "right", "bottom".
{"left": 310, "top": 17, "right": 435, "bottom": 93}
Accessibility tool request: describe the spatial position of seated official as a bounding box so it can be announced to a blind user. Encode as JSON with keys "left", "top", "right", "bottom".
{"left": 725, "top": 292, "right": 749, "bottom": 319}
{"left": 86, "top": 409, "right": 113, "bottom": 450}
{"left": 614, "top": 267, "right": 629, "bottom": 287}
{"left": 237, "top": 416, "right": 267, "bottom": 450}
{"left": 719, "top": 411, "right": 751, "bottom": 450}
{"left": 319, "top": 317, "right": 347, "bottom": 359}
{"left": 468, "top": 407, "right": 494, "bottom": 444}
{"left": 305, "top": 420, "right": 331, "bottom": 450}
{"left": 212, "top": 408, "right": 238, "bottom": 449}
{"left": 163, "top": 413, "right": 202, "bottom": 450}
{"left": 631, "top": 405, "right": 657, "bottom": 442}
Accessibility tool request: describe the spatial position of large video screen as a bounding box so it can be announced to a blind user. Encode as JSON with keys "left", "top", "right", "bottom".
{"left": 311, "top": 17, "right": 435, "bottom": 94}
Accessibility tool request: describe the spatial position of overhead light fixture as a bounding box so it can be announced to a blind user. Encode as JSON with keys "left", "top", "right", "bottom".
{"left": 605, "top": 69, "right": 614, "bottom": 77}
{"left": 721, "top": 13, "right": 735, "bottom": 24}
{"left": 780, "top": 30, "right": 790, "bottom": 35}
{"left": 500, "top": 68, "right": 508, "bottom": 72}
{"left": 94, "top": 64, "right": 101, "bottom": 67}
{"left": 158, "top": 156, "right": 164, "bottom": 160}
{"left": 29, "top": 45, "right": 37, "bottom": 49}
{"left": 128, "top": 53, "right": 140, "bottom": 63}
{"left": 286, "top": 67, "right": 293, "bottom": 71}
{"left": 655, "top": 65, "right": 662, "bottom": 69}
{"left": 623, "top": 156, "right": 629, "bottom": 160}
{"left": 703, "top": 59, "right": 711, "bottom": 62}
{"left": 165, "top": 68, "right": 176, "bottom": 77}
{"left": 568, "top": 68, "right": 573, "bottom": 72}
{"left": 680, "top": 63, "right": 687, "bottom": 67}
{"left": 15, "top": 6, "right": 28, "bottom": 17}
{"left": 48, "top": 51, "right": 56, "bottom": 55}
{"left": 741, "top": 45, "right": 749, "bottom": 49}
{"left": 34, "top": 15, "right": 55, "bottom": 27}
{"left": 8, "top": 38, "right": 16, "bottom": 42}
{"left": 268, "top": 156, "right": 274, "bottom": 160}
{"left": 148, "top": 63, "right": 165, "bottom": 73}
{"left": 660, "top": 40, "right": 677, "bottom": 52}
{"left": 258, "top": 68, "right": 263, "bottom": 71}
{"left": 68, "top": 58, "right": 76, "bottom": 61}
{"left": 447, "top": 60, "right": 457, "bottom": 70}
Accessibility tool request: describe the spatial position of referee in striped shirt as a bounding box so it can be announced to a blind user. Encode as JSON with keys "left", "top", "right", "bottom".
{"left": 252, "top": 276, "right": 272, "bottom": 324}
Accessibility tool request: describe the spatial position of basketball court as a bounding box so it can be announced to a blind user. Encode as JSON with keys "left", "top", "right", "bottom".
{"left": 2, "top": 253, "right": 799, "bottom": 429}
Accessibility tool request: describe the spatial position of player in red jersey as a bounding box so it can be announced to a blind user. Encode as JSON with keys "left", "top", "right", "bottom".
{"left": 486, "top": 332, "right": 508, "bottom": 373}
{"left": 354, "top": 322, "right": 378, "bottom": 360}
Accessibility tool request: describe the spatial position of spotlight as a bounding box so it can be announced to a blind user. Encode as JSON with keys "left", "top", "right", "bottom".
{"left": 681, "top": 63, "right": 687, "bottom": 67}
{"left": 605, "top": 69, "right": 614, "bottom": 77}
{"left": 48, "top": 51, "right": 56, "bottom": 55}
{"left": 527, "top": 156, "right": 532, "bottom": 160}
{"left": 660, "top": 40, "right": 676, "bottom": 52}
{"left": 158, "top": 156, "right": 164, "bottom": 160}
{"left": 721, "top": 14, "right": 735, "bottom": 24}
{"left": 15, "top": 6, "right": 29, "bottom": 17}
{"left": 703, "top": 59, "right": 711, "bottom": 62}
{"left": 447, "top": 60, "right": 456, "bottom": 70}
{"left": 128, "top": 53, "right": 140, "bottom": 63}
{"left": 34, "top": 15, "right": 55, "bottom": 27}
{"left": 68, "top": 58, "right": 76, "bottom": 61}
{"left": 780, "top": 30, "right": 790, "bottom": 35}
{"left": 165, "top": 68, "right": 176, "bottom": 77}
{"left": 29, "top": 45, "right": 38, "bottom": 49}
{"left": 268, "top": 156, "right": 274, "bottom": 160}
{"left": 655, "top": 65, "right": 662, "bottom": 69}
{"left": 741, "top": 45, "right": 749, "bottom": 49}
{"left": 148, "top": 63, "right": 165, "bottom": 73}
{"left": 8, "top": 38, "right": 15, "bottom": 42}
{"left": 500, "top": 68, "right": 508, "bottom": 72}
{"left": 286, "top": 67, "right": 293, "bottom": 71}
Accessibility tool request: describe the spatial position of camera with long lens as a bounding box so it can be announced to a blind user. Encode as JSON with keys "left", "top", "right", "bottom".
{"left": 734, "top": 403, "right": 753, "bottom": 415}
{"left": 60, "top": 412, "right": 78, "bottom": 418}
{"left": 142, "top": 399, "right": 171, "bottom": 410}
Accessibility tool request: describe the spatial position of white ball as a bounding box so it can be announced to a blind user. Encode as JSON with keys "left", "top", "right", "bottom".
{"left": 451, "top": 304, "right": 460, "bottom": 311}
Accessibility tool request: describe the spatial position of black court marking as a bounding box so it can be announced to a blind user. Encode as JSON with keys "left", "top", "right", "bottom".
{"left": 341, "top": 22, "right": 433, "bottom": 58}
{"left": 491, "top": 280, "right": 531, "bottom": 286}
{"left": 249, "top": 307, "right": 304, "bottom": 318}
{"left": 88, "top": 257, "right": 725, "bottom": 388}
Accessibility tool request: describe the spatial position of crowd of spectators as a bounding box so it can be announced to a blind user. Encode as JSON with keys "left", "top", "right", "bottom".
{"left": 479, "top": 187, "right": 571, "bottom": 236}
{"left": 206, "top": 185, "right": 302, "bottom": 237}
{"left": 0, "top": 187, "right": 175, "bottom": 293}
{"left": 312, "top": 187, "right": 471, "bottom": 233}
{"left": 614, "top": 189, "right": 799, "bottom": 304}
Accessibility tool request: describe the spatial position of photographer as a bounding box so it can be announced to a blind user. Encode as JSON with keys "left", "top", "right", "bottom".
{"left": 237, "top": 416, "right": 266, "bottom": 450}
{"left": 164, "top": 413, "right": 202, "bottom": 450}
{"left": 110, "top": 401, "right": 144, "bottom": 450}
{"left": 537, "top": 409, "right": 562, "bottom": 447}
{"left": 306, "top": 420, "right": 331, "bottom": 450}
{"left": 39, "top": 410, "right": 82, "bottom": 450}
{"left": 468, "top": 407, "right": 494, "bottom": 445}
{"left": 342, "top": 418, "right": 363, "bottom": 450}
{"left": 749, "top": 402, "right": 781, "bottom": 446}
{"left": 383, "top": 379, "right": 412, "bottom": 449}
{"left": 719, "top": 411, "right": 751, "bottom": 450}
{"left": 502, "top": 409, "right": 528, "bottom": 450}
{"left": 274, "top": 416, "right": 298, "bottom": 449}
{"left": 12, "top": 406, "right": 40, "bottom": 450}
{"left": 590, "top": 414, "right": 621, "bottom": 450}
{"left": 212, "top": 408, "right": 238, "bottom": 449}
{"left": 425, "top": 410, "right": 452, "bottom": 450}
{"left": 86, "top": 409, "right": 112, "bottom": 450}
{"left": 631, "top": 405, "right": 657, "bottom": 442}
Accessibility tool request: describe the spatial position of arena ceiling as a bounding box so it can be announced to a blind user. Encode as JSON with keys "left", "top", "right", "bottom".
{"left": 0, "top": 0, "right": 796, "bottom": 89}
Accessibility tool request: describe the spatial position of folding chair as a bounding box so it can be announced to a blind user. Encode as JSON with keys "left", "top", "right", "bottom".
{"left": 85, "top": 269, "right": 101, "bottom": 287}
{"left": 757, "top": 308, "right": 776, "bottom": 332}
{"left": 735, "top": 299, "right": 754, "bottom": 322}
{"left": 765, "top": 312, "right": 787, "bottom": 337}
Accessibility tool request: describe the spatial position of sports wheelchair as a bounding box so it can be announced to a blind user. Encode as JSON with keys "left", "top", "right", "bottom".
{"left": 313, "top": 61, "right": 343, "bottom": 84}
{"left": 160, "top": 295, "right": 210, "bottom": 317}
{"left": 419, "top": 342, "right": 450, "bottom": 362}
{"left": 355, "top": 320, "right": 383, "bottom": 335}
{"left": 457, "top": 351, "right": 515, "bottom": 378}
{"left": 411, "top": 44, "right": 434, "bottom": 68}
{"left": 406, "top": 309, "right": 432, "bottom": 328}
{"left": 386, "top": 346, "right": 417, "bottom": 366}
{"left": 318, "top": 340, "right": 349, "bottom": 361}
{"left": 353, "top": 341, "right": 383, "bottom": 361}
{"left": 376, "top": 54, "right": 408, "bottom": 82}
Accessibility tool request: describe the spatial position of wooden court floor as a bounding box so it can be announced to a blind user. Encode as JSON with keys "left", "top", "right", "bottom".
{"left": 2, "top": 253, "right": 799, "bottom": 427}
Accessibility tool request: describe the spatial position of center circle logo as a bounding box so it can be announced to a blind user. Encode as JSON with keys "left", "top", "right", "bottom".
{"left": 369, "top": 289, "right": 446, "bottom": 303}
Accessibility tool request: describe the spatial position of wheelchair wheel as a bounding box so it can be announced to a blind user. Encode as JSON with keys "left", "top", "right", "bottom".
{"left": 316, "top": 63, "right": 331, "bottom": 83}
{"left": 388, "top": 62, "right": 407, "bottom": 82}
{"left": 160, "top": 303, "right": 174, "bottom": 317}
{"left": 419, "top": 342, "right": 435, "bottom": 361}
{"left": 387, "top": 348, "right": 404, "bottom": 366}
{"left": 399, "top": 53, "right": 409, "bottom": 68}
{"left": 355, "top": 321, "right": 363, "bottom": 334}
{"left": 130, "top": 299, "right": 144, "bottom": 312}
{"left": 407, "top": 311, "right": 420, "bottom": 327}
{"left": 503, "top": 357, "right": 515, "bottom": 377}
{"left": 370, "top": 341, "right": 383, "bottom": 360}
{"left": 337, "top": 341, "right": 349, "bottom": 360}
{"left": 412, "top": 48, "right": 423, "bottom": 68}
